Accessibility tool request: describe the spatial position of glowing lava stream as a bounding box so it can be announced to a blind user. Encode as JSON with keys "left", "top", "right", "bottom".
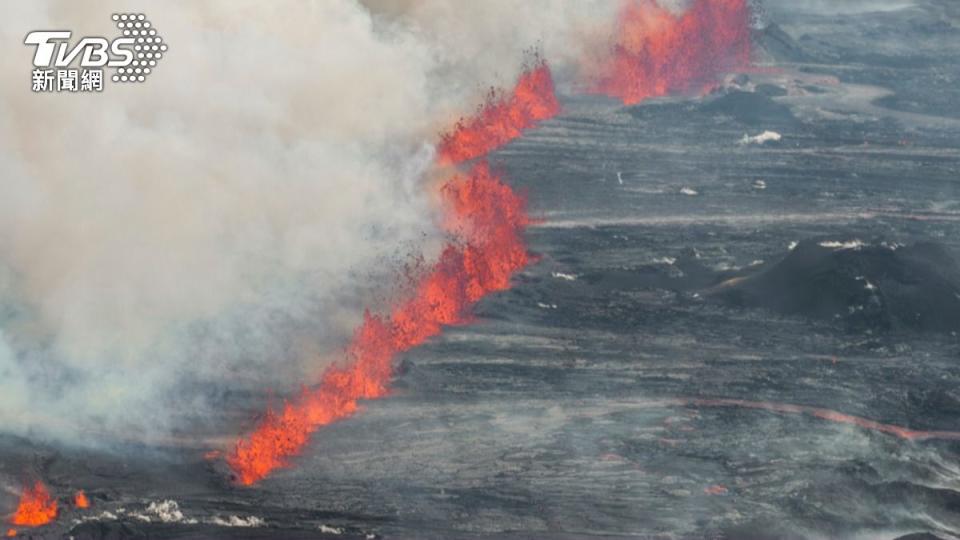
{"left": 590, "top": 0, "right": 752, "bottom": 105}
{"left": 227, "top": 59, "right": 559, "bottom": 485}
{"left": 436, "top": 59, "right": 560, "bottom": 165}
{"left": 679, "top": 398, "right": 960, "bottom": 441}
{"left": 9, "top": 0, "right": 755, "bottom": 492}
{"left": 228, "top": 162, "right": 534, "bottom": 484}
{"left": 9, "top": 481, "right": 57, "bottom": 528}
{"left": 227, "top": 0, "right": 759, "bottom": 484}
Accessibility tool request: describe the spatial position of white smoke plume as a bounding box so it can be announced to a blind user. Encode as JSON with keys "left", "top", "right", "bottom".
{"left": 0, "top": 1, "right": 620, "bottom": 447}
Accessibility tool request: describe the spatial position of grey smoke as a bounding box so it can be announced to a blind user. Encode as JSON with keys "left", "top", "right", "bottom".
{"left": 0, "top": 0, "right": 621, "bottom": 447}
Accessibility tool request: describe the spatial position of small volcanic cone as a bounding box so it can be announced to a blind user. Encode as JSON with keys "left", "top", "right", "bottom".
{"left": 9, "top": 481, "right": 57, "bottom": 527}
{"left": 227, "top": 162, "right": 531, "bottom": 485}
{"left": 708, "top": 239, "right": 960, "bottom": 333}
{"left": 437, "top": 59, "right": 560, "bottom": 165}
{"left": 73, "top": 490, "right": 90, "bottom": 509}
{"left": 591, "top": 0, "right": 752, "bottom": 105}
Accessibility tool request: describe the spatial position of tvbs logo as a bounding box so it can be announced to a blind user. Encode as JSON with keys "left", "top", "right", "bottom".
{"left": 25, "top": 13, "right": 167, "bottom": 92}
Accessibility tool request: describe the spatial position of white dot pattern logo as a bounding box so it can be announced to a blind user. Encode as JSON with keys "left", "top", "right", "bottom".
{"left": 112, "top": 13, "right": 167, "bottom": 83}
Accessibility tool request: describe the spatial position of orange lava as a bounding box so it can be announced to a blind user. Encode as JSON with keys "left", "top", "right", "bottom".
{"left": 227, "top": 162, "right": 531, "bottom": 485}
{"left": 5, "top": 529, "right": 15, "bottom": 537}
{"left": 9, "top": 481, "right": 57, "bottom": 527}
{"left": 223, "top": 0, "right": 755, "bottom": 487}
{"left": 73, "top": 490, "right": 89, "bottom": 509}
{"left": 590, "top": 0, "right": 752, "bottom": 105}
{"left": 437, "top": 59, "right": 560, "bottom": 165}
{"left": 704, "top": 484, "right": 728, "bottom": 495}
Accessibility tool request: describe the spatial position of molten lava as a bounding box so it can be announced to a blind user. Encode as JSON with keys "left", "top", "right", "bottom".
{"left": 437, "top": 59, "right": 560, "bottom": 165}
{"left": 9, "top": 482, "right": 57, "bottom": 527}
{"left": 224, "top": 1, "right": 756, "bottom": 486}
{"left": 704, "top": 484, "right": 729, "bottom": 496}
{"left": 591, "top": 0, "right": 751, "bottom": 105}
{"left": 225, "top": 2, "right": 755, "bottom": 485}
{"left": 73, "top": 491, "right": 89, "bottom": 509}
{"left": 227, "top": 162, "right": 531, "bottom": 485}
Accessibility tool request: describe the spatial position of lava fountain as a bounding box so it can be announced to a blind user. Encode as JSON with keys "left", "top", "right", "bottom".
{"left": 227, "top": 162, "right": 532, "bottom": 485}
{"left": 226, "top": 0, "right": 754, "bottom": 485}
{"left": 73, "top": 491, "right": 90, "bottom": 510}
{"left": 590, "top": 0, "right": 752, "bottom": 105}
{"left": 9, "top": 481, "right": 57, "bottom": 527}
{"left": 227, "top": 55, "right": 559, "bottom": 485}
{"left": 436, "top": 58, "right": 560, "bottom": 165}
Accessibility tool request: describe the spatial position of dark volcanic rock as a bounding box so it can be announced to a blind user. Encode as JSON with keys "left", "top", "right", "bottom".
{"left": 892, "top": 534, "right": 948, "bottom": 540}
{"left": 755, "top": 83, "right": 789, "bottom": 97}
{"left": 699, "top": 90, "right": 800, "bottom": 128}
{"left": 708, "top": 239, "right": 960, "bottom": 333}
{"left": 753, "top": 22, "right": 815, "bottom": 63}
{"left": 581, "top": 248, "right": 723, "bottom": 292}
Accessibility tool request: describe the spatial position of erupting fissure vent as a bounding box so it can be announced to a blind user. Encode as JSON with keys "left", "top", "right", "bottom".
{"left": 591, "top": 0, "right": 751, "bottom": 105}
{"left": 227, "top": 162, "right": 532, "bottom": 485}
{"left": 437, "top": 59, "right": 560, "bottom": 165}
{"left": 6, "top": 0, "right": 764, "bottom": 528}
{"left": 225, "top": 51, "right": 563, "bottom": 485}
{"left": 73, "top": 490, "right": 90, "bottom": 509}
{"left": 226, "top": 0, "right": 756, "bottom": 485}
{"left": 10, "top": 482, "right": 57, "bottom": 528}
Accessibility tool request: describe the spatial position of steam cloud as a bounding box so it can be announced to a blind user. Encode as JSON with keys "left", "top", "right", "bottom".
{"left": 0, "top": 1, "right": 620, "bottom": 446}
